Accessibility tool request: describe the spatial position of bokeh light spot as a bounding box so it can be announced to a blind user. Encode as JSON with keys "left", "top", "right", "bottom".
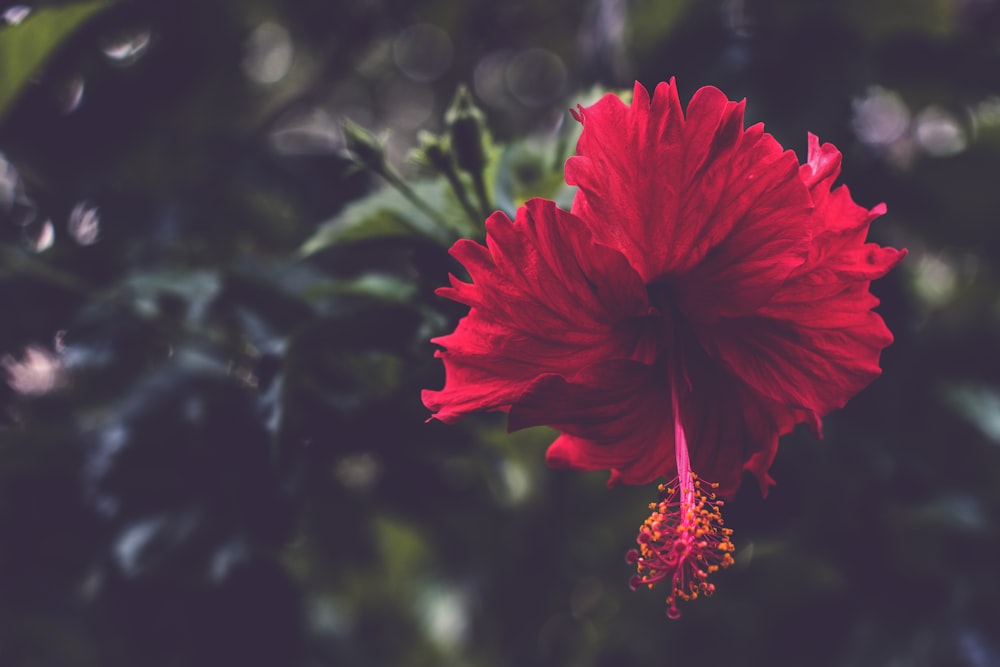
{"left": 101, "top": 27, "right": 151, "bottom": 65}
{"left": 243, "top": 21, "right": 293, "bottom": 85}
{"left": 2, "top": 345, "right": 62, "bottom": 395}
{"left": 68, "top": 201, "right": 100, "bottom": 245}
{"left": 1, "top": 5, "right": 30, "bottom": 26}
{"left": 0, "top": 153, "right": 16, "bottom": 212}
{"left": 505, "top": 48, "right": 567, "bottom": 107}
{"left": 379, "top": 80, "right": 435, "bottom": 130}
{"left": 473, "top": 50, "right": 511, "bottom": 108}
{"left": 270, "top": 107, "right": 343, "bottom": 155}
{"left": 418, "top": 583, "right": 469, "bottom": 649}
{"left": 23, "top": 217, "right": 54, "bottom": 252}
{"left": 52, "top": 76, "right": 85, "bottom": 114}
{"left": 852, "top": 86, "right": 910, "bottom": 147}
{"left": 915, "top": 107, "right": 967, "bottom": 157}
{"left": 392, "top": 23, "right": 452, "bottom": 83}
{"left": 335, "top": 452, "right": 380, "bottom": 490}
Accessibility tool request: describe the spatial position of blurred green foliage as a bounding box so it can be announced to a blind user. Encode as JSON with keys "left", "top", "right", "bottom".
{"left": 0, "top": 0, "right": 111, "bottom": 121}
{"left": 1, "top": 0, "right": 1000, "bottom": 666}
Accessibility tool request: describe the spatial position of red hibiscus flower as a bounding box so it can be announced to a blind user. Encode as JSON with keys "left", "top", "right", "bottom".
{"left": 423, "top": 79, "right": 904, "bottom": 617}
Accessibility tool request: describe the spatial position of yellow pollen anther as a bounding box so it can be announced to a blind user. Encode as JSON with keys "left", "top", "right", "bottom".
{"left": 627, "top": 472, "right": 735, "bottom": 619}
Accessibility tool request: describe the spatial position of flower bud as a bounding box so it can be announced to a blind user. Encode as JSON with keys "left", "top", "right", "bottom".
{"left": 445, "top": 85, "right": 487, "bottom": 176}
{"left": 411, "top": 130, "right": 453, "bottom": 174}
{"left": 341, "top": 119, "right": 387, "bottom": 173}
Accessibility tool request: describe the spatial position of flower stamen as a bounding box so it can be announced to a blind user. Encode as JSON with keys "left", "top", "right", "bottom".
{"left": 626, "top": 474, "right": 735, "bottom": 618}
{"left": 625, "top": 378, "right": 736, "bottom": 618}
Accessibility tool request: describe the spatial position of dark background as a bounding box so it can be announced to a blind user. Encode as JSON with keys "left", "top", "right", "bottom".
{"left": 1, "top": 0, "right": 999, "bottom": 665}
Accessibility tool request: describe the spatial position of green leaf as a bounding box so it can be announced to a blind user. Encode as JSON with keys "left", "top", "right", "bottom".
{"left": 843, "top": 0, "right": 956, "bottom": 41}
{"left": 494, "top": 142, "right": 575, "bottom": 217}
{"left": 493, "top": 112, "right": 580, "bottom": 217}
{"left": 374, "top": 515, "right": 432, "bottom": 581}
{"left": 0, "top": 1, "right": 114, "bottom": 123}
{"left": 628, "top": 0, "right": 700, "bottom": 54}
{"left": 299, "top": 178, "right": 466, "bottom": 256}
{"left": 304, "top": 273, "right": 417, "bottom": 305}
{"left": 941, "top": 382, "right": 1000, "bottom": 444}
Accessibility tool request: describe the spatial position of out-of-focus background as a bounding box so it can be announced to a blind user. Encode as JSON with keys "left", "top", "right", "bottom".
{"left": 1, "top": 1, "right": 999, "bottom": 665}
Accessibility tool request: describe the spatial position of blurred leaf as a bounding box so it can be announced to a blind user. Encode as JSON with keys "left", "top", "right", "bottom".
{"left": 121, "top": 269, "right": 222, "bottom": 322}
{"left": 299, "top": 178, "right": 463, "bottom": 256}
{"left": 111, "top": 509, "right": 204, "bottom": 579}
{"left": 843, "top": 0, "right": 956, "bottom": 40}
{"left": 628, "top": 0, "right": 700, "bottom": 54}
{"left": 492, "top": 107, "right": 585, "bottom": 216}
{"left": 476, "top": 422, "right": 556, "bottom": 506}
{"left": 305, "top": 273, "right": 418, "bottom": 305}
{"left": 942, "top": 382, "right": 1000, "bottom": 444}
{"left": 0, "top": 0, "right": 113, "bottom": 122}
{"left": 270, "top": 303, "right": 423, "bottom": 457}
{"left": 335, "top": 351, "right": 402, "bottom": 400}
{"left": 896, "top": 494, "right": 990, "bottom": 535}
{"left": 494, "top": 140, "right": 575, "bottom": 218}
{"left": 744, "top": 539, "right": 846, "bottom": 604}
{"left": 374, "top": 515, "right": 431, "bottom": 582}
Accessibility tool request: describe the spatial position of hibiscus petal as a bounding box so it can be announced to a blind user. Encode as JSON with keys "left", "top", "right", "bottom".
{"left": 546, "top": 432, "right": 669, "bottom": 488}
{"left": 693, "top": 141, "right": 906, "bottom": 418}
{"left": 799, "top": 132, "right": 842, "bottom": 206}
{"left": 509, "top": 360, "right": 666, "bottom": 439}
{"left": 698, "top": 301, "right": 895, "bottom": 423}
{"left": 567, "top": 80, "right": 812, "bottom": 300}
{"left": 423, "top": 199, "right": 651, "bottom": 423}
{"left": 675, "top": 342, "right": 788, "bottom": 498}
{"left": 510, "top": 359, "right": 675, "bottom": 486}
{"left": 513, "top": 356, "right": 780, "bottom": 498}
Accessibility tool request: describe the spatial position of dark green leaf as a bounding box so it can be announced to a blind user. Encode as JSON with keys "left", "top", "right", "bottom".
{"left": 0, "top": 0, "right": 113, "bottom": 122}
{"left": 304, "top": 273, "right": 417, "bottom": 305}
{"left": 299, "top": 178, "right": 466, "bottom": 256}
